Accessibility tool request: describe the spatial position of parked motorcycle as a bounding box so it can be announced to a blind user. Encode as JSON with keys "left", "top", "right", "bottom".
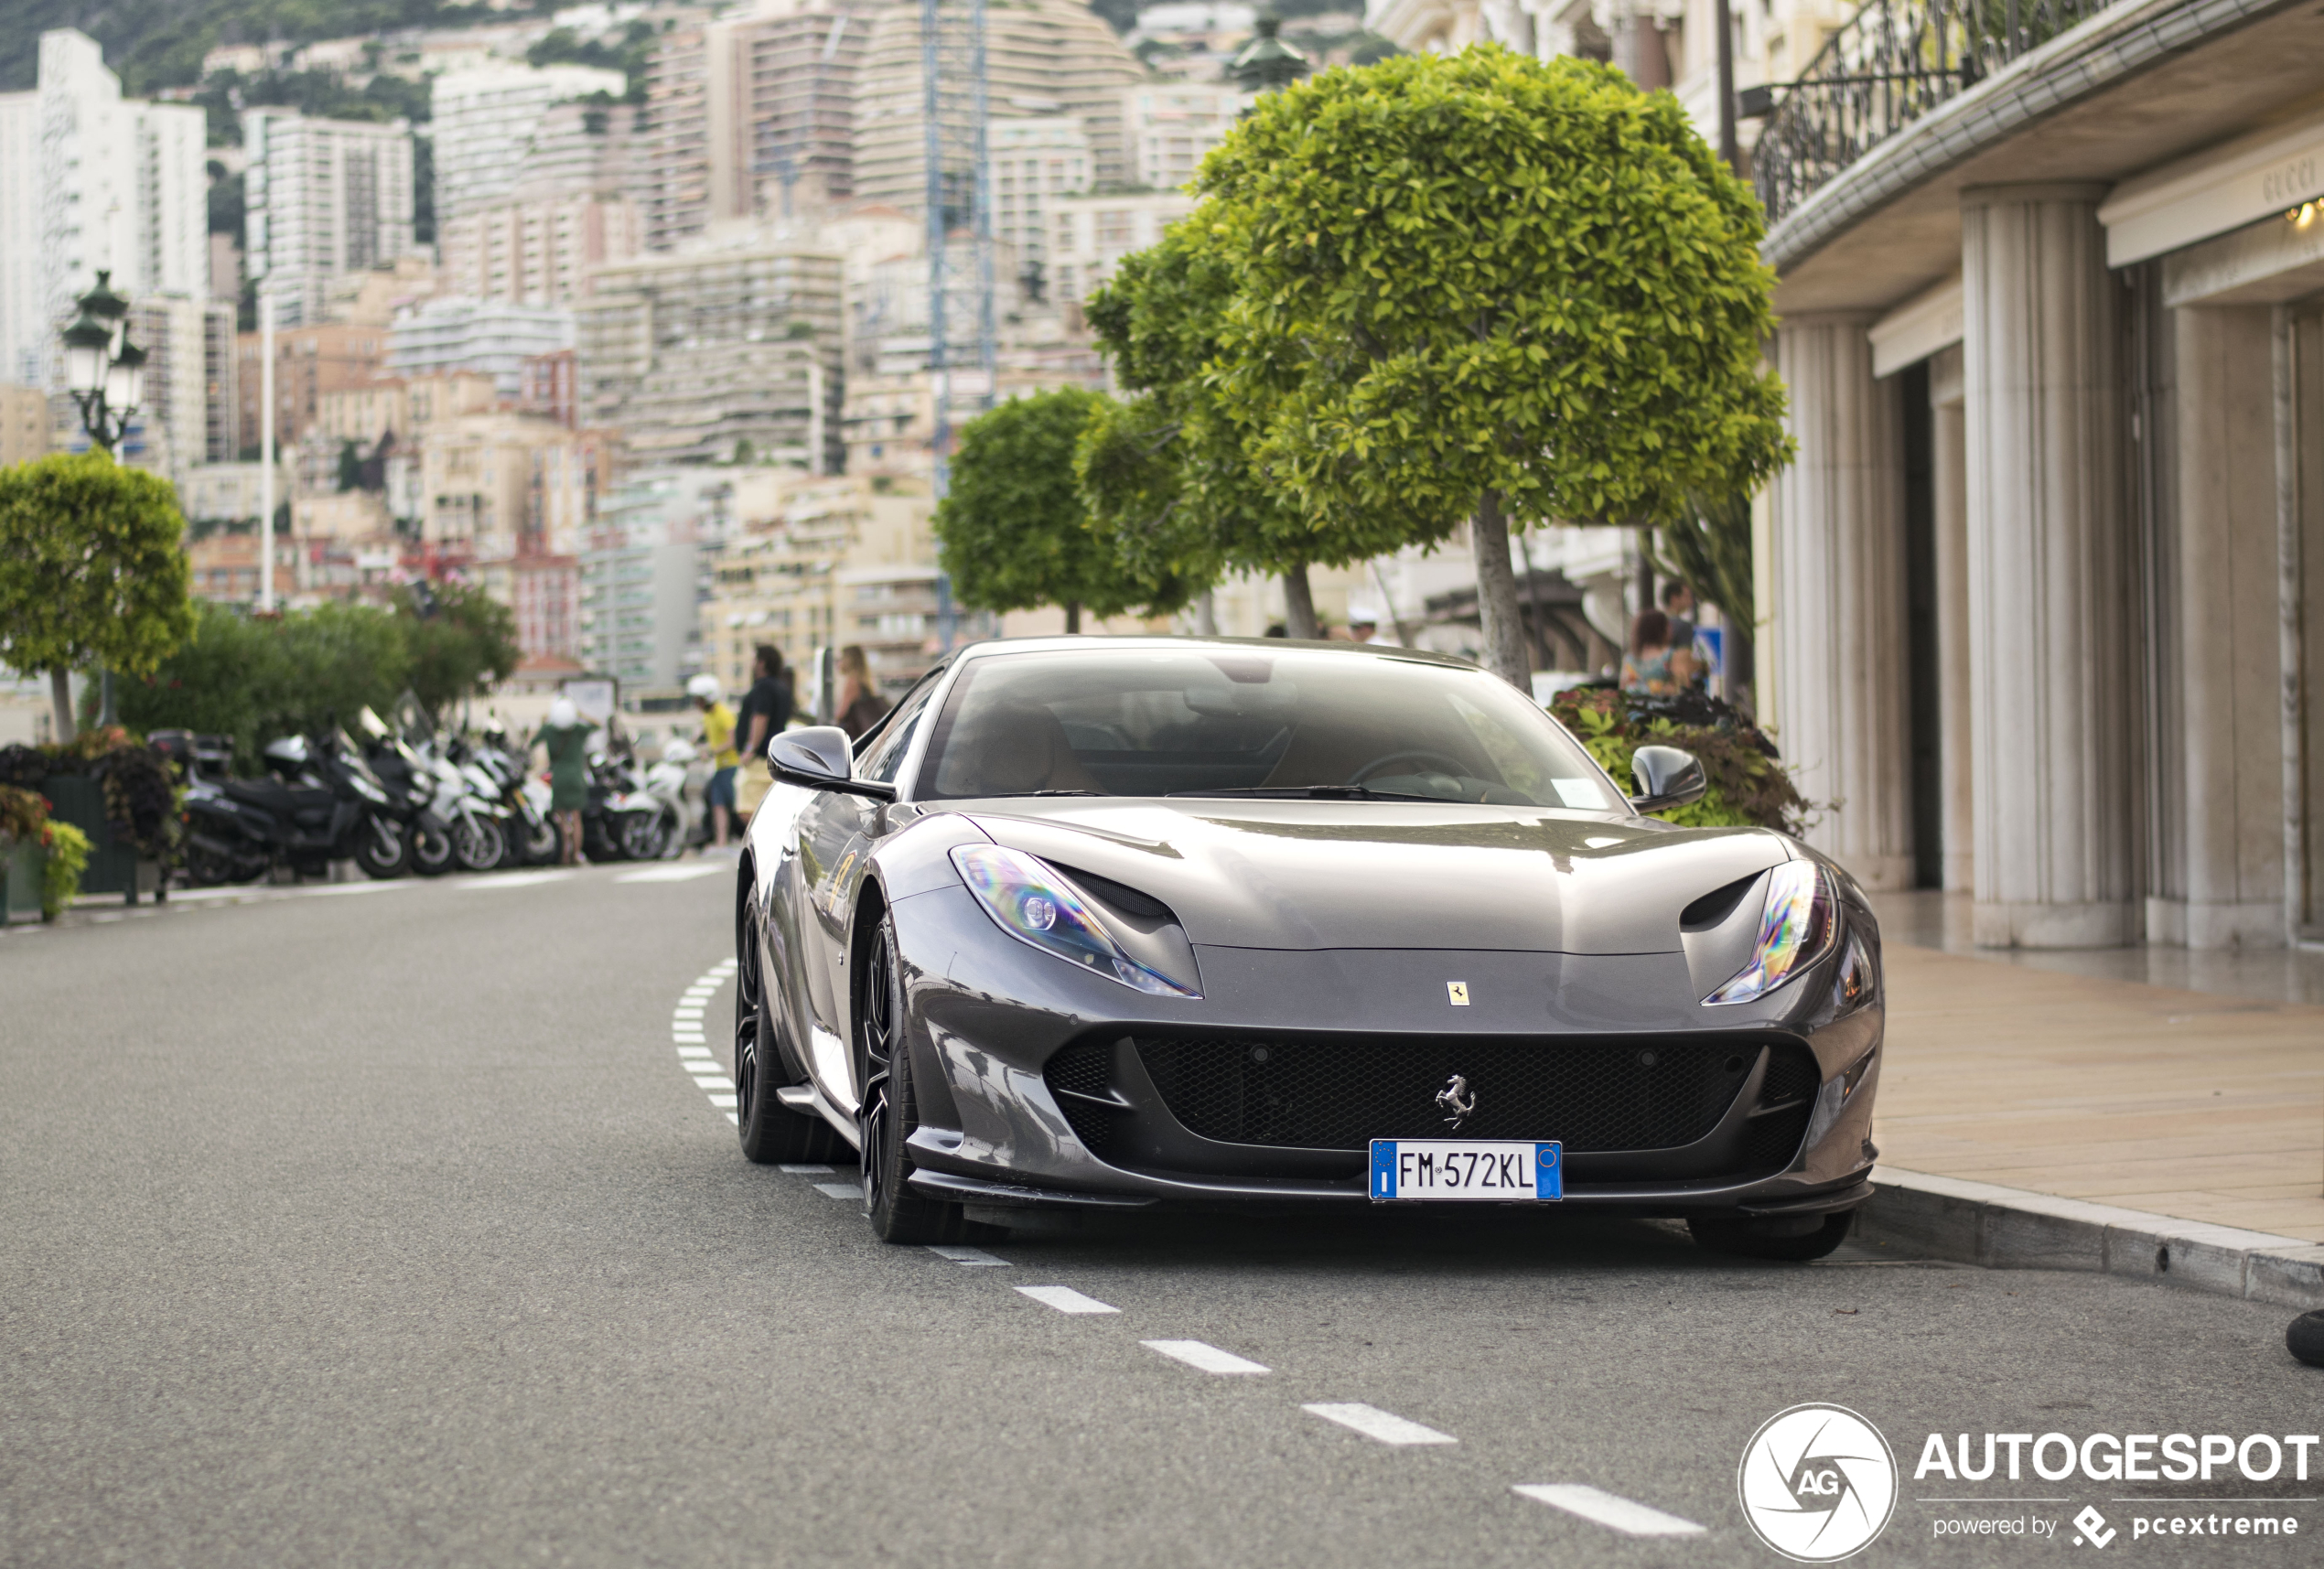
{"left": 468, "top": 722, "right": 561, "bottom": 866}
{"left": 164, "top": 728, "right": 407, "bottom": 887}
{"left": 355, "top": 708, "right": 457, "bottom": 876}
{"left": 624, "top": 736, "right": 694, "bottom": 861}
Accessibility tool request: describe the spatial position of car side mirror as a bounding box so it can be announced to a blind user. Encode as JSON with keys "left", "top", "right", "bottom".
{"left": 769, "top": 725, "right": 895, "bottom": 801}
{"left": 1630, "top": 745, "right": 1707, "bottom": 814}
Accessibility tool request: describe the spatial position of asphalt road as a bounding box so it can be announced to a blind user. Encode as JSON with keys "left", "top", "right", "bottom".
{"left": 5, "top": 866, "right": 2317, "bottom": 1568}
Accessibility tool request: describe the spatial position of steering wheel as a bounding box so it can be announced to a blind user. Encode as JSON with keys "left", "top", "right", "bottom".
{"left": 1348, "top": 749, "right": 1470, "bottom": 786}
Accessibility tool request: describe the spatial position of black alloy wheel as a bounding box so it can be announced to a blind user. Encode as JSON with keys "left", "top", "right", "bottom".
{"left": 355, "top": 816, "right": 408, "bottom": 879}
{"left": 1688, "top": 1209, "right": 1856, "bottom": 1262}
{"left": 735, "top": 896, "right": 846, "bottom": 1164}
{"left": 856, "top": 912, "right": 964, "bottom": 1244}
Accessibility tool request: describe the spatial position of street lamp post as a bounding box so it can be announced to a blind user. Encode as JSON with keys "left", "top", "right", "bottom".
{"left": 60, "top": 269, "right": 147, "bottom": 726}
{"left": 62, "top": 270, "right": 145, "bottom": 457}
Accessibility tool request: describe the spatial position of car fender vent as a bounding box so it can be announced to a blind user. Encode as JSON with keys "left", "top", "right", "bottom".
{"left": 1042, "top": 1037, "right": 1121, "bottom": 1155}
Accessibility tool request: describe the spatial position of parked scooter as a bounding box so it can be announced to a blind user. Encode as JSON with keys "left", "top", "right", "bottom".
{"left": 163, "top": 728, "right": 407, "bottom": 886}
{"left": 469, "top": 721, "right": 561, "bottom": 865}
{"left": 625, "top": 736, "right": 694, "bottom": 861}
{"left": 355, "top": 707, "right": 457, "bottom": 876}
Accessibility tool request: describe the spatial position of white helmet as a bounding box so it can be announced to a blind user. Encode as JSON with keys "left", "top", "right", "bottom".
{"left": 686, "top": 673, "right": 723, "bottom": 702}
{"left": 548, "top": 696, "right": 579, "bottom": 728}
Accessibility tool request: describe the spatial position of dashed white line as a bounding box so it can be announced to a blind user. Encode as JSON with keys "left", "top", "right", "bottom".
{"left": 1302, "top": 1404, "right": 1456, "bottom": 1446}
{"left": 672, "top": 1034, "right": 707, "bottom": 1045}
{"left": 812, "top": 1182, "right": 861, "bottom": 1200}
{"left": 1015, "top": 1285, "right": 1119, "bottom": 1316}
{"left": 707, "top": 1094, "right": 737, "bottom": 1109}
{"left": 1142, "top": 1339, "right": 1269, "bottom": 1375}
{"left": 927, "top": 1245, "right": 1009, "bottom": 1266}
{"left": 779, "top": 1164, "right": 834, "bottom": 1174}
{"left": 615, "top": 863, "right": 730, "bottom": 883}
{"left": 460, "top": 870, "right": 575, "bottom": 888}
{"left": 692, "top": 1077, "right": 735, "bottom": 1092}
{"left": 1512, "top": 1485, "right": 1705, "bottom": 1538}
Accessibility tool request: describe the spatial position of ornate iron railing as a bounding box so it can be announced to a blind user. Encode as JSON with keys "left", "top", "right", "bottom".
{"left": 1751, "top": 0, "right": 2120, "bottom": 227}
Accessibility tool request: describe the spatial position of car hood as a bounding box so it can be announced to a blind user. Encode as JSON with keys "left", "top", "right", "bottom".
{"left": 955, "top": 799, "right": 1793, "bottom": 954}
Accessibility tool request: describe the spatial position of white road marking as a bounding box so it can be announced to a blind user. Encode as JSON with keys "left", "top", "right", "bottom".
{"left": 726, "top": 1112, "right": 738, "bottom": 1124}
{"left": 672, "top": 1006, "right": 705, "bottom": 1018}
{"left": 707, "top": 1094, "right": 738, "bottom": 1109}
{"left": 1301, "top": 1404, "right": 1455, "bottom": 1446}
{"left": 779, "top": 1164, "right": 835, "bottom": 1175}
{"left": 1512, "top": 1485, "right": 1705, "bottom": 1538}
{"left": 927, "top": 1245, "right": 1009, "bottom": 1266}
{"left": 677, "top": 1048, "right": 714, "bottom": 1059}
{"left": 302, "top": 882, "right": 414, "bottom": 897}
{"left": 459, "top": 870, "right": 574, "bottom": 888}
{"left": 812, "top": 1182, "right": 861, "bottom": 1200}
{"left": 615, "top": 862, "right": 729, "bottom": 883}
{"left": 1015, "top": 1285, "right": 1119, "bottom": 1316}
{"left": 1142, "top": 1339, "right": 1269, "bottom": 1375}
{"left": 672, "top": 1034, "right": 707, "bottom": 1044}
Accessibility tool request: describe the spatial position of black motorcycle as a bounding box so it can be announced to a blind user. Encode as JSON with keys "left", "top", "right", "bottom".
{"left": 164, "top": 729, "right": 407, "bottom": 886}
{"left": 354, "top": 707, "right": 458, "bottom": 876}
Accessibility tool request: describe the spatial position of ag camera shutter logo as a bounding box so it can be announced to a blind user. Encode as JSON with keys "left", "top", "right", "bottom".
{"left": 1738, "top": 1403, "right": 1899, "bottom": 1562}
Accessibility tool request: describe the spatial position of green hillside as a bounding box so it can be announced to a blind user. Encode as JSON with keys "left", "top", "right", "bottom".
{"left": 0, "top": 2, "right": 535, "bottom": 96}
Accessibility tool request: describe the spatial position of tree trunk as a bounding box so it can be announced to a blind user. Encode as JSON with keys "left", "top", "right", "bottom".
{"left": 1280, "top": 564, "right": 1319, "bottom": 640}
{"left": 1194, "top": 590, "right": 1218, "bottom": 636}
{"left": 48, "top": 668, "right": 75, "bottom": 744}
{"left": 1471, "top": 491, "right": 1531, "bottom": 689}
{"left": 1064, "top": 600, "right": 1081, "bottom": 634}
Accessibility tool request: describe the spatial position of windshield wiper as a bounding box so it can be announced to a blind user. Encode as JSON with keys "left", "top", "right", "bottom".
{"left": 1165, "top": 785, "right": 1450, "bottom": 803}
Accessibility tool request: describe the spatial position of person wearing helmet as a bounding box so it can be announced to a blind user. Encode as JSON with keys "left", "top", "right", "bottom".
{"left": 689, "top": 673, "right": 740, "bottom": 849}
{"left": 535, "top": 695, "right": 596, "bottom": 865}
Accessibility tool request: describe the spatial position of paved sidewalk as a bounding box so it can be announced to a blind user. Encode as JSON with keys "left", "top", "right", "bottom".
{"left": 1867, "top": 892, "right": 2324, "bottom": 1246}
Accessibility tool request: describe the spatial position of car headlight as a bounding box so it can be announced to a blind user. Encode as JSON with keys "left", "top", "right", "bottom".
{"left": 1702, "top": 861, "right": 1837, "bottom": 1006}
{"left": 951, "top": 844, "right": 1198, "bottom": 998}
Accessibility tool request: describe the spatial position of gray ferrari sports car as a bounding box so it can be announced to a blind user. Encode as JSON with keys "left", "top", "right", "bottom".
{"left": 732, "top": 637, "right": 1881, "bottom": 1257}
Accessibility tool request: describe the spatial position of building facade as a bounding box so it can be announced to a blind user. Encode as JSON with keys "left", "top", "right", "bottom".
{"left": 235, "top": 322, "right": 390, "bottom": 455}
{"left": 430, "top": 63, "right": 629, "bottom": 226}
{"left": 388, "top": 297, "right": 576, "bottom": 397}
{"left": 0, "top": 30, "right": 207, "bottom": 388}
{"left": 990, "top": 117, "right": 1090, "bottom": 274}
{"left": 438, "top": 193, "right": 642, "bottom": 306}
{"left": 577, "top": 237, "right": 845, "bottom": 468}
{"left": 242, "top": 109, "right": 417, "bottom": 328}
{"left": 1119, "top": 84, "right": 1243, "bottom": 192}
{"left": 1736, "top": 0, "right": 2324, "bottom": 952}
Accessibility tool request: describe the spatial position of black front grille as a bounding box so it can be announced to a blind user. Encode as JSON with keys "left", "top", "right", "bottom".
{"left": 1741, "top": 1048, "right": 1820, "bottom": 1170}
{"left": 1044, "top": 1039, "right": 1115, "bottom": 1155}
{"left": 1135, "top": 1035, "right": 1803, "bottom": 1153}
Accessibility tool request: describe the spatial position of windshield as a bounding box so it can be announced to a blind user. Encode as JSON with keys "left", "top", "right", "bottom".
{"left": 916, "top": 647, "right": 1623, "bottom": 811}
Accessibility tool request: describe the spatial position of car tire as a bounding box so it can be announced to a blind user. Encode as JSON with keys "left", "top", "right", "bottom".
{"left": 1688, "top": 1209, "right": 1856, "bottom": 1262}
{"left": 735, "top": 898, "right": 847, "bottom": 1165}
{"left": 857, "top": 910, "right": 964, "bottom": 1245}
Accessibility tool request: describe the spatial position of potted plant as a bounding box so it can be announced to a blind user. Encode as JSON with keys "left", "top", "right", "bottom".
{"left": 0, "top": 785, "right": 88, "bottom": 921}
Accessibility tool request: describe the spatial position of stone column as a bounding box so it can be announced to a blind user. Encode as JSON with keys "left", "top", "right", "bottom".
{"left": 1961, "top": 185, "right": 2136, "bottom": 947}
{"left": 1770, "top": 315, "right": 1914, "bottom": 890}
{"left": 2173, "top": 305, "right": 2286, "bottom": 947}
{"left": 1929, "top": 346, "right": 1974, "bottom": 893}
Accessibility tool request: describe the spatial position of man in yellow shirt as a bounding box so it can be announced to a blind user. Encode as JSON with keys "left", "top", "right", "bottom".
{"left": 689, "top": 674, "right": 740, "bottom": 847}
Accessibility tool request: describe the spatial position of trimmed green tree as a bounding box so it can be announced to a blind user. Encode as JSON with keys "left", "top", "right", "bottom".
{"left": 0, "top": 453, "right": 196, "bottom": 742}
{"left": 397, "top": 580, "right": 522, "bottom": 719}
{"left": 1194, "top": 47, "right": 1791, "bottom": 684}
{"left": 1079, "top": 230, "right": 1440, "bottom": 639}
{"left": 935, "top": 388, "right": 1191, "bottom": 632}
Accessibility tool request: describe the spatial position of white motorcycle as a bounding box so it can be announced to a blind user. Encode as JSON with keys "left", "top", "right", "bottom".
{"left": 620, "top": 736, "right": 695, "bottom": 861}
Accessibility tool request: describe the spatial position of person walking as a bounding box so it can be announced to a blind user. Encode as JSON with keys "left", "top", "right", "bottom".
{"left": 689, "top": 674, "right": 739, "bottom": 849}
{"left": 835, "top": 645, "right": 888, "bottom": 741}
{"left": 733, "top": 645, "right": 791, "bottom": 826}
{"left": 1619, "top": 609, "right": 1695, "bottom": 698}
{"left": 535, "top": 696, "right": 596, "bottom": 865}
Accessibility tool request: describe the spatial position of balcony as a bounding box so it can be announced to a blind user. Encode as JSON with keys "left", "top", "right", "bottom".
{"left": 1752, "top": 0, "right": 2116, "bottom": 229}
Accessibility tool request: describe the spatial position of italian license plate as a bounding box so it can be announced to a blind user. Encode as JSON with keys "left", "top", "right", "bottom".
{"left": 1369, "top": 1140, "right": 1563, "bottom": 1202}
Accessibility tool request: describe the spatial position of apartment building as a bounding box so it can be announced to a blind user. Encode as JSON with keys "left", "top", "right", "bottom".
{"left": 242, "top": 109, "right": 418, "bottom": 328}
{"left": 431, "top": 63, "right": 628, "bottom": 225}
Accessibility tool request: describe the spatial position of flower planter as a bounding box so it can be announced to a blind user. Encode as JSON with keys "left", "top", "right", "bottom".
{"left": 4, "top": 835, "right": 42, "bottom": 923}
{"left": 41, "top": 773, "right": 144, "bottom": 904}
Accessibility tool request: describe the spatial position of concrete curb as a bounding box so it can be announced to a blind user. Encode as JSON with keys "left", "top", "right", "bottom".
{"left": 1856, "top": 1166, "right": 2324, "bottom": 1310}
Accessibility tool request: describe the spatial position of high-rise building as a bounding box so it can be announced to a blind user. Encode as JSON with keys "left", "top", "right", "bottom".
{"left": 851, "top": 1, "right": 1143, "bottom": 216}
{"left": 1049, "top": 190, "right": 1198, "bottom": 312}
{"left": 577, "top": 237, "right": 845, "bottom": 469}
{"left": 0, "top": 384, "right": 51, "bottom": 464}
{"left": 0, "top": 31, "right": 206, "bottom": 388}
{"left": 388, "top": 298, "right": 576, "bottom": 397}
{"left": 115, "top": 295, "right": 238, "bottom": 488}
{"left": 989, "top": 117, "right": 1090, "bottom": 273}
{"left": 242, "top": 109, "right": 418, "bottom": 328}
{"left": 579, "top": 467, "right": 737, "bottom": 689}
{"left": 431, "top": 64, "right": 628, "bottom": 226}
{"left": 1119, "top": 84, "right": 1243, "bottom": 191}
{"left": 235, "top": 323, "right": 392, "bottom": 455}
{"left": 643, "top": 2, "right": 869, "bottom": 253}
{"left": 439, "top": 194, "right": 642, "bottom": 306}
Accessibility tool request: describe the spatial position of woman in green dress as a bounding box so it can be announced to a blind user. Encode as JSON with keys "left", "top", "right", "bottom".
{"left": 534, "top": 696, "right": 596, "bottom": 865}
